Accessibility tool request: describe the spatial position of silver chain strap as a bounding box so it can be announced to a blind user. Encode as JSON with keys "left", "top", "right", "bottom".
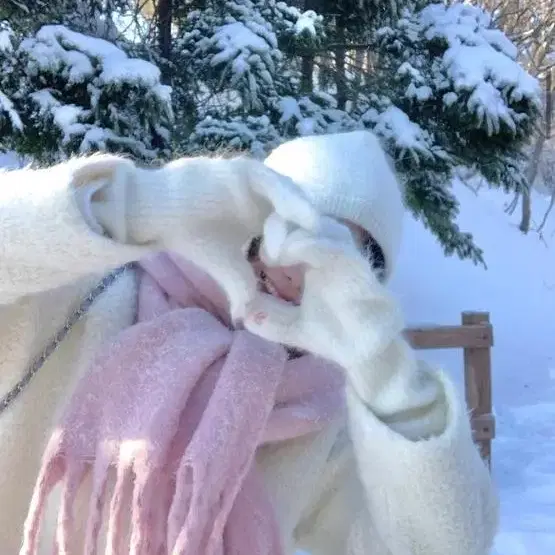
{"left": 0, "top": 263, "right": 136, "bottom": 417}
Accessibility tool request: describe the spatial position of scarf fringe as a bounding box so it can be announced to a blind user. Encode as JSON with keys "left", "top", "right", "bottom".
{"left": 55, "top": 462, "right": 87, "bottom": 555}
{"left": 21, "top": 254, "right": 345, "bottom": 555}
{"left": 83, "top": 454, "right": 110, "bottom": 555}
{"left": 167, "top": 463, "right": 195, "bottom": 555}
{"left": 21, "top": 455, "right": 65, "bottom": 555}
{"left": 22, "top": 453, "right": 161, "bottom": 555}
{"left": 129, "top": 465, "right": 166, "bottom": 555}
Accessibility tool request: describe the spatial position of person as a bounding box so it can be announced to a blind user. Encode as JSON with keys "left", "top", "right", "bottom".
{"left": 0, "top": 130, "right": 498, "bottom": 555}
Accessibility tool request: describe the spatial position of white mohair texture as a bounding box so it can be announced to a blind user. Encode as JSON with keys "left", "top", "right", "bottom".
{"left": 70, "top": 153, "right": 319, "bottom": 323}
{"left": 265, "top": 130, "right": 404, "bottom": 278}
{"left": 0, "top": 137, "right": 497, "bottom": 555}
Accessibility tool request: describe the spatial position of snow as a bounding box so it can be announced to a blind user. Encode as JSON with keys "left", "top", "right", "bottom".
{"left": 296, "top": 118, "right": 316, "bottom": 135}
{"left": 1, "top": 148, "right": 554, "bottom": 551}
{"left": 0, "top": 152, "right": 21, "bottom": 168}
{"left": 0, "top": 26, "right": 13, "bottom": 53}
{"left": 278, "top": 96, "right": 302, "bottom": 124}
{"left": 417, "top": 3, "right": 540, "bottom": 135}
{"left": 294, "top": 10, "right": 319, "bottom": 37}
{"left": 0, "top": 91, "right": 23, "bottom": 131}
{"left": 274, "top": 94, "right": 357, "bottom": 140}
{"left": 211, "top": 22, "right": 272, "bottom": 68}
{"left": 193, "top": 18, "right": 279, "bottom": 110}
{"left": 406, "top": 83, "right": 433, "bottom": 102}
{"left": 152, "top": 83, "right": 173, "bottom": 107}
{"left": 190, "top": 114, "right": 280, "bottom": 159}
{"left": 98, "top": 58, "right": 163, "bottom": 88}
{"left": 443, "top": 91, "right": 458, "bottom": 107}
{"left": 22, "top": 25, "right": 166, "bottom": 91}
{"left": 30, "top": 90, "right": 87, "bottom": 142}
{"left": 80, "top": 127, "right": 109, "bottom": 151}
{"left": 2, "top": 23, "right": 172, "bottom": 160}
{"left": 388, "top": 181, "right": 555, "bottom": 555}
{"left": 363, "top": 104, "right": 439, "bottom": 161}
{"left": 52, "top": 105, "right": 87, "bottom": 137}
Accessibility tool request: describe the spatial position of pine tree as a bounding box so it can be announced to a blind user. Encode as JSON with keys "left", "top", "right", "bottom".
{"left": 172, "top": 0, "right": 350, "bottom": 157}
{"left": 0, "top": 21, "right": 173, "bottom": 164}
{"left": 0, "top": 0, "right": 541, "bottom": 263}
{"left": 354, "top": 3, "right": 540, "bottom": 261}
{"left": 0, "top": 0, "right": 116, "bottom": 36}
{"left": 170, "top": 1, "right": 539, "bottom": 263}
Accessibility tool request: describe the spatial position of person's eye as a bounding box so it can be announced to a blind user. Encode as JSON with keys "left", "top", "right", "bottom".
{"left": 247, "top": 236, "right": 262, "bottom": 261}
{"left": 362, "top": 236, "right": 386, "bottom": 279}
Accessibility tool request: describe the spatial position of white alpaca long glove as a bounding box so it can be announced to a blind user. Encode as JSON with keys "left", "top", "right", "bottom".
{"left": 244, "top": 217, "right": 447, "bottom": 439}
{"left": 72, "top": 154, "right": 319, "bottom": 322}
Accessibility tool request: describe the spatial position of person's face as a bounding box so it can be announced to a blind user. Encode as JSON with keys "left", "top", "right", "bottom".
{"left": 248, "top": 220, "right": 371, "bottom": 305}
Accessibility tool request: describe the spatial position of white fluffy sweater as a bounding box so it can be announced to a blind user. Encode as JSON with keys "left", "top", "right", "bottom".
{"left": 0, "top": 160, "right": 498, "bottom": 554}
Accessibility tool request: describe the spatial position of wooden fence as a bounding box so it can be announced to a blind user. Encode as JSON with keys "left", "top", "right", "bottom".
{"left": 405, "top": 311, "right": 495, "bottom": 468}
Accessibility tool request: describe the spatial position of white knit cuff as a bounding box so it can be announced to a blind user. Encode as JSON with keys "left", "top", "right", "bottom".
{"left": 73, "top": 179, "right": 110, "bottom": 236}
{"left": 72, "top": 168, "right": 165, "bottom": 247}
{"left": 346, "top": 342, "right": 448, "bottom": 441}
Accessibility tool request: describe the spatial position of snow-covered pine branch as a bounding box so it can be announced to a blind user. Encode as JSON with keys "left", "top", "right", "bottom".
{"left": 358, "top": 2, "right": 541, "bottom": 262}
{"left": 0, "top": 23, "right": 172, "bottom": 163}
{"left": 174, "top": 0, "right": 333, "bottom": 157}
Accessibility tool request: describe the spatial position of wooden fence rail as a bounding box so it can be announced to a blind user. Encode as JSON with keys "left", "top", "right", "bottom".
{"left": 405, "top": 311, "right": 494, "bottom": 468}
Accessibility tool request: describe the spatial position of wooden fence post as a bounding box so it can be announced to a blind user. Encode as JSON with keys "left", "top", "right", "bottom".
{"left": 462, "top": 312, "right": 495, "bottom": 468}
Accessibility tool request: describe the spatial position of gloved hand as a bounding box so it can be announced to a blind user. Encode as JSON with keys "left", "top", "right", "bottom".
{"left": 243, "top": 215, "right": 402, "bottom": 370}
{"left": 71, "top": 154, "right": 320, "bottom": 322}
{"left": 244, "top": 216, "right": 446, "bottom": 440}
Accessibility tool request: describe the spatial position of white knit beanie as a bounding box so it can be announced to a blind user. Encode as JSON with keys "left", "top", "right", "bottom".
{"left": 264, "top": 130, "right": 405, "bottom": 279}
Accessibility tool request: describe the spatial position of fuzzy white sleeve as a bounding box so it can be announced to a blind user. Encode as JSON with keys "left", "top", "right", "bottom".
{"left": 342, "top": 299, "right": 499, "bottom": 554}
{"left": 295, "top": 371, "right": 499, "bottom": 555}
{"left": 0, "top": 163, "right": 150, "bottom": 303}
{"left": 347, "top": 365, "right": 498, "bottom": 555}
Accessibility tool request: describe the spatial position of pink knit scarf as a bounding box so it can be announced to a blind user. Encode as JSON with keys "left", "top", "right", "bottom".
{"left": 21, "top": 253, "right": 344, "bottom": 555}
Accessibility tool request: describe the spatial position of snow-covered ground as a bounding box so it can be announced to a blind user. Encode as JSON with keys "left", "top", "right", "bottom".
{"left": 390, "top": 181, "right": 555, "bottom": 555}
{"left": 2, "top": 150, "right": 553, "bottom": 551}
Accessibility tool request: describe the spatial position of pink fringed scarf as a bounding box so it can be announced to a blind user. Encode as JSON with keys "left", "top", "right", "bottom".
{"left": 21, "top": 253, "right": 345, "bottom": 555}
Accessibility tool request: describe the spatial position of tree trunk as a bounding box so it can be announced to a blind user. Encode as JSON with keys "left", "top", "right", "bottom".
{"left": 157, "top": 0, "right": 172, "bottom": 84}
{"left": 520, "top": 64, "right": 553, "bottom": 233}
{"left": 351, "top": 47, "right": 365, "bottom": 101}
{"left": 537, "top": 186, "right": 555, "bottom": 233}
{"left": 300, "top": 0, "right": 319, "bottom": 94}
{"left": 520, "top": 187, "right": 532, "bottom": 233}
{"left": 546, "top": 69, "right": 553, "bottom": 140}
{"left": 520, "top": 134, "right": 545, "bottom": 233}
{"left": 301, "top": 56, "right": 314, "bottom": 94}
{"left": 334, "top": 14, "right": 347, "bottom": 110}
